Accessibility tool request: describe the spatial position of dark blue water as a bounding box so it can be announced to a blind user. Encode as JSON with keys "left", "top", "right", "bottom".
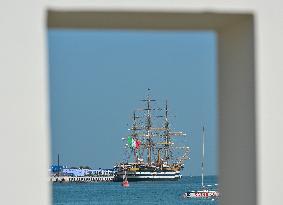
{"left": 53, "top": 176, "right": 218, "bottom": 205}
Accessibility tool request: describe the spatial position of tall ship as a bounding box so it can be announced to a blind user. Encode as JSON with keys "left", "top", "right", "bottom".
{"left": 114, "top": 90, "right": 190, "bottom": 181}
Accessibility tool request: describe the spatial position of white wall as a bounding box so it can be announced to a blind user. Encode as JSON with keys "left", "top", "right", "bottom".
{"left": 218, "top": 17, "right": 256, "bottom": 205}
{"left": 0, "top": 1, "right": 50, "bottom": 205}
{"left": 0, "top": 0, "right": 282, "bottom": 204}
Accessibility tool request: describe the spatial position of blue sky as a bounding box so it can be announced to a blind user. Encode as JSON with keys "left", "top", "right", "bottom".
{"left": 48, "top": 29, "right": 218, "bottom": 176}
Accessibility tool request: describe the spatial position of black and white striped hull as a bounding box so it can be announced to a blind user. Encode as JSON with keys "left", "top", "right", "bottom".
{"left": 114, "top": 171, "right": 182, "bottom": 182}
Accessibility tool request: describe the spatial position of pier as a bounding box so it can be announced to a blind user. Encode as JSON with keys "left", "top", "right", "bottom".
{"left": 51, "top": 176, "right": 114, "bottom": 183}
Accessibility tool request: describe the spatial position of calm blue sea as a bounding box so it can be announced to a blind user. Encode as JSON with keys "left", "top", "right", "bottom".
{"left": 53, "top": 176, "right": 218, "bottom": 205}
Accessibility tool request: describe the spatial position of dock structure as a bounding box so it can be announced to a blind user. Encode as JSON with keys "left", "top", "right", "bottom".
{"left": 51, "top": 176, "right": 114, "bottom": 183}
{"left": 49, "top": 164, "right": 115, "bottom": 183}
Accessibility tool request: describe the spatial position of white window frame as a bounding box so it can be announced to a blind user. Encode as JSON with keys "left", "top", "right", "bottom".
{"left": 47, "top": 9, "right": 256, "bottom": 205}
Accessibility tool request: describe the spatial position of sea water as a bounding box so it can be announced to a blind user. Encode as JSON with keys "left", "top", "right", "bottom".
{"left": 53, "top": 176, "right": 218, "bottom": 205}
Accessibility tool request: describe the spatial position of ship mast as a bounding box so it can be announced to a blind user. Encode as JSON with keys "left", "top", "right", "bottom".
{"left": 164, "top": 100, "right": 170, "bottom": 163}
{"left": 161, "top": 100, "right": 188, "bottom": 166}
{"left": 132, "top": 111, "right": 138, "bottom": 162}
{"left": 142, "top": 89, "right": 155, "bottom": 165}
{"left": 201, "top": 126, "right": 205, "bottom": 188}
{"left": 124, "top": 90, "right": 189, "bottom": 168}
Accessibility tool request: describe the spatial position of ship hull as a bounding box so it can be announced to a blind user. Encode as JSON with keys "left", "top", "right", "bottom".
{"left": 114, "top": 171, "right": 182, "bottom": 182}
